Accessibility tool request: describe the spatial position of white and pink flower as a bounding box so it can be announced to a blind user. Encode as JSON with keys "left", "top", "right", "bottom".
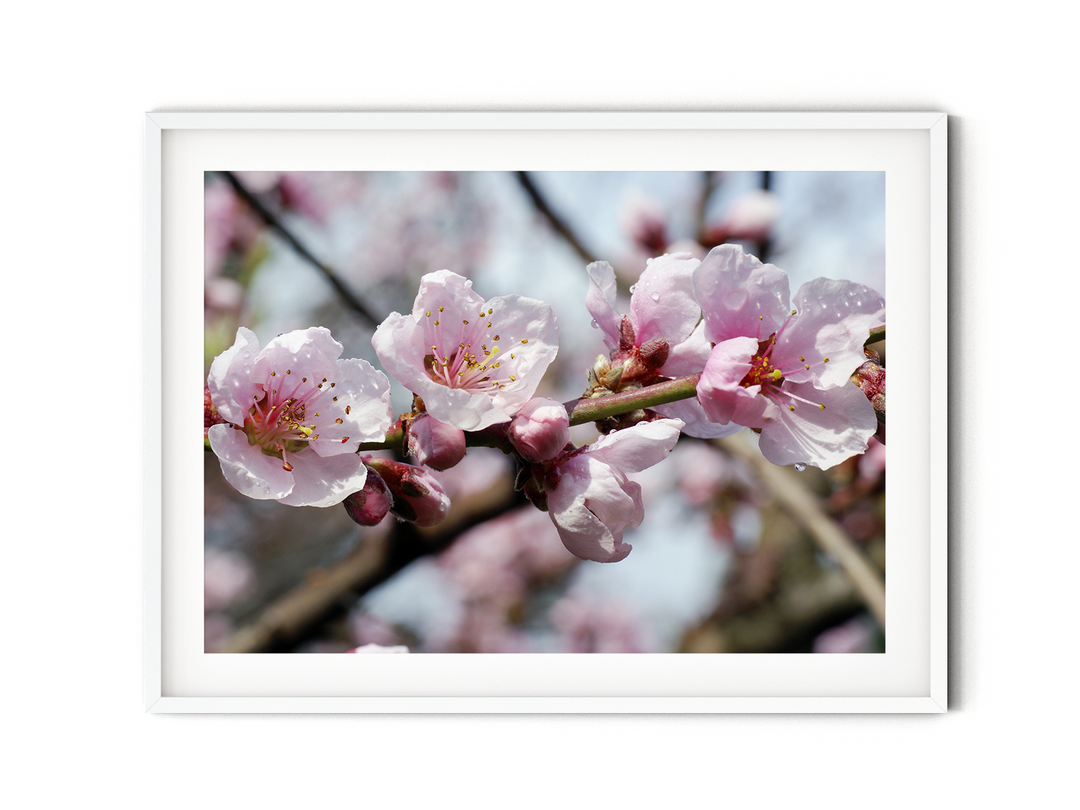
{"left": 207, "top": 326, "right": 393, "bottom": 507}
{"left": 693, "top": 245, "right": 884, "bottom": 470}
{"left": 373, "top": 270, "right": 559, "bottom": 431}
{"left": 586, "top": 252, "right": 739, "bottom": 438}
{"left": 547, "top": 418, "right": 684, "bottom": 563}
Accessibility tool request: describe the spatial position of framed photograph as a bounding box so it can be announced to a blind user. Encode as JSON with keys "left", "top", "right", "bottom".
{"left": 145, "top": 112, "right": 947, "bottom": 712}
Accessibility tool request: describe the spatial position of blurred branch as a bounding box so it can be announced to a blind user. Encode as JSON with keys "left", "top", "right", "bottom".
{"left": 695, "top": 171, "right": 719, "bottom": 239}
{"left": 218, "top": 171, "right": 381, "bottom": 329}
{"left": 220, "top": 480, "right": 526, "bottom": 653}
{"left": 514, "top": 171, "right": 598, "bottom": 265}
{"left": 715, "top": 431, "right": 886, "bottom": 628}
{"left": 682, "top": 563, "right": 869, "bottom": 653}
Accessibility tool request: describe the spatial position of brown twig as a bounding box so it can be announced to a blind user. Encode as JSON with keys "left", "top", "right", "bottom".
{"left": 218, "top": 171, "right": 381, "bottom": 328}
{"left": 715, "top": 431, "right": 887, "bottom": 628}
{"left": 514, "top": 171, "right": 598, "bottom": 265}
{"left": 219, "top": 480, "right": 525, "bottom": 653}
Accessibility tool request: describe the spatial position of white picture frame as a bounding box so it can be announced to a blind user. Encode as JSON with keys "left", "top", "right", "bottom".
{"left": 145, "top": 111, "right": 947, "bottom": 713}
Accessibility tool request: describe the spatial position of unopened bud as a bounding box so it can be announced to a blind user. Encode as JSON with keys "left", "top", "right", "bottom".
{"left": 405, "top": 413, "right": 466, "bottom": 471}
{"left": 851, "top": 357, "right": 886, "bottom": 444}
{"left": 363, "top": 456, "right": 451, "bottom": 527}
{"left": 508, "top": 397, "right": 571, "bottom": 462}
{"left": 342, "top": 466, "right": 394, "bottom": 526}
{"left": 204, "top": 386, "right": 225, "bottom": 438}
{"left": 618, "top": 315, "right": 636, "bottom": 353}
{"left": 637, "top": 337, "right": 670, "bottom": 372}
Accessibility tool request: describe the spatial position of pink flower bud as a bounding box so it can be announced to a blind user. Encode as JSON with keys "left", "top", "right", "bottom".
{"left": 363, "top": 456, "right": 452, "bottom": 527}
{"left": 342, "top": 466, "right": 394, "bottom": 526}
{"left": 508, "top": 397, "right": 571, "bottom": 463}
{"left": 405, "top": 413, "right": 466, "bottom": 471}
{"left": 204, "top": 385, "right": 226, "bottom": 438}
{"left": 851, "top": 353, "right": 886, "bottom": 444}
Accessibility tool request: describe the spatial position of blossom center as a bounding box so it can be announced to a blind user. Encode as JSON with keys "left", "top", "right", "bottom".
{"left": 738, "top": 323, "right": 828, "bottom": 414}
{"left": 241, "top": 369, "right": 346, "bottom": 471}
{"left": 421, "top": 305, "right": 528, "bottom": 392}
{"left": 740, "top": 339, "right": 784, "bottom": 389}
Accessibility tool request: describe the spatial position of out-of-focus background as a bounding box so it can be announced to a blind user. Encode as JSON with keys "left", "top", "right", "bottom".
{"left": 205, "top": 170, "right": 886, "bottom": 654}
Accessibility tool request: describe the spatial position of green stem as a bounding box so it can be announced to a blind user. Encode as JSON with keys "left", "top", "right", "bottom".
{"left": 564, "top": 373, "right": 702, "bottom": 426}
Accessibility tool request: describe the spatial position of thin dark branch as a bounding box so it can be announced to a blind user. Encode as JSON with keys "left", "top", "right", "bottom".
{"left": 514, "top": 171, "right": 598, "bottom": 265}
{"left": 218, "top": 171, "right": 381, "bottom": 328}
{"left": 220, "top": 485, "right": 528, "bottom": 653}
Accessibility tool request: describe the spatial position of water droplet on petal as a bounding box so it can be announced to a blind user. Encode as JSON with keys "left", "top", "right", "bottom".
{"left": 590, "top": 319, "right": 599, "bottom": 328}
{"left": 629, "top": 284, "right": 637, "bottom": 294}
{"left": 723, "top": 289, "right": 749, "bottom": 310}
{"left": 651, "top": 292, "right": 660, "bottom": 302}
{"left": 794, "top": 462, "right": 807, "bottom": 472}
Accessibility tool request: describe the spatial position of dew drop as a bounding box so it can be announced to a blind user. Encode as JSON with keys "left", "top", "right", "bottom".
{"left": 629, "top": 284, "right": 637, "bottom": 294}
{"left": 723, "top": 289, "right": 749, "bottom": 310}
{"left": 590, "top": 319, "right": 599, "bottom": 328}
{"left": 794, "top": 462, "right": 807, "bottom": 472}
{"left": 651, "top": 292, "right": 660, "bottom": 302}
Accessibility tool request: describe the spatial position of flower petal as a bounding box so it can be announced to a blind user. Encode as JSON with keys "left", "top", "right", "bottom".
{"left": 696, "top": 336, "right": 761, "bottom": 426}
{"left": 547, "top": 458, "right": 634, "bottom": 563}
{"left": 654, "top": 396, "right": 743, "bottom": 439}
{"left": 693, "top": 244, "right": 790, "bottom": 345}
{"left": 308, "top": 358, "right": 394, "bottom": 457}
{"left": 588, "top": 417, "right": 684, "bottom": 474}
{"left": 276, "top": 450, "right": 370, "bottom": 508}
{"left": 629, "top": 252, "right": 701, "bottom": 346}
{"left": 756, "top": 381, "right": 877, "bottom": 470}
{"left": 660, "top": 319, "right": 711, "bottom": 377}
{"left": 207, "top": 326, "right": 262, "bottom": 425}
{"left": 778, "top": 279, "right": 886, "bottom": 388}
{"left": 585, "top": 261, "right": 621, "bottom": 349}
{"left": 207, "top": 423, "right": 295, "bottom": 500}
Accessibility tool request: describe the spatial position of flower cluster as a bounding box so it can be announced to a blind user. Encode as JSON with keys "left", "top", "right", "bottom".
{"left": 207, "top": 250, "right": 883, "bottom": 563}
{"left": 585, "top": 245, "right": 884, "bottom": 470}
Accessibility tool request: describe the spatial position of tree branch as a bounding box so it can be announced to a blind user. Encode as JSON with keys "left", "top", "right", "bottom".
{"left": 514, "top": 171, "right": 598, "bottom": 265}
{"left": 715, "top": 431, "right": 887, "bottom": 628}
{"left": 218, "top": 171, "right": 381, "bottom": 328}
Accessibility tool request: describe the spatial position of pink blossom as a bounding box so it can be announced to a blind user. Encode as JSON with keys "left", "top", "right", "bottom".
{"left": 207, "top": 327, "right": 394, "bottom": 507}
{"left": 547, "top": 418, "right": 684, "bottom": 563}
{"left": 373, "top": 270, "right": 559, "bottom": 431}
{"left": 404, "top": 413, "right": 467, "bottom": 471}
{"left": 693, "top": 245, "right": 884, "bottom": 470}
{"left": 586, "top": 253, "right": 739, "bottom": 438}
{"left": 508, "top": 397, "right": 570, "bottom": 462}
